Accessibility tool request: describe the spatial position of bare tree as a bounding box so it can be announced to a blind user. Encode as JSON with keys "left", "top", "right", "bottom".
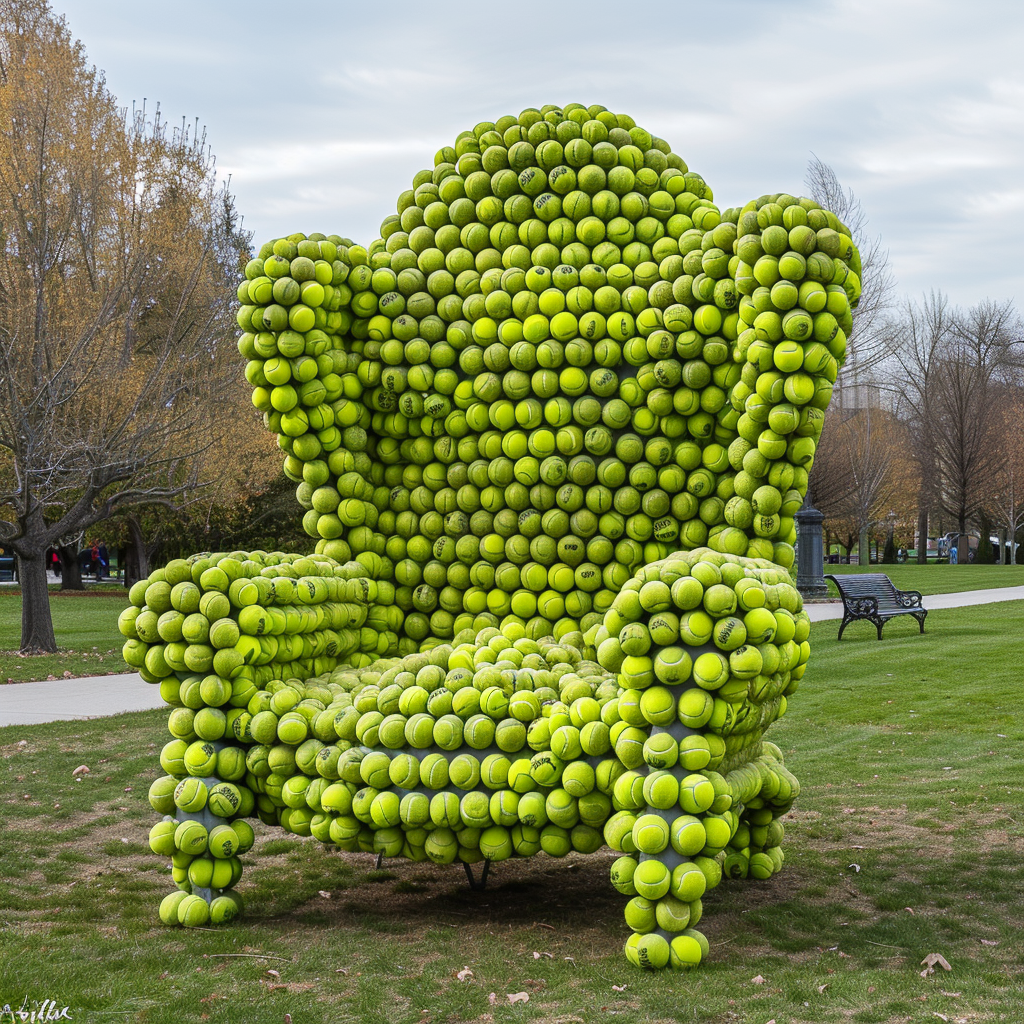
{"left": 805, "top": 156, "right": 896, "bottom": 381}
{"left": 0, "top": 2, "right": 250, "bottom": 652}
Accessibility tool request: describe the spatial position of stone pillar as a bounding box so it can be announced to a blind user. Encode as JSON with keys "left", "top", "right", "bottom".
{"left": 795, "top": 500, "right": 829, "bottom": 598}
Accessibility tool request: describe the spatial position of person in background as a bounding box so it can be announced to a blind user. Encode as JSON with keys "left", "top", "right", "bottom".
{"left": 98, "top": 540, "right": 109, "bottom": 578}
{"left": 89, "top": 540, "right": 99, "bottom": 579}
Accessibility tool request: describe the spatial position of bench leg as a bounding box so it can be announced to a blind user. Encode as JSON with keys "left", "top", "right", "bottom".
{"left": 875, "top": 618, "right": 884, "bottom": 640}
{"left": 837, "top": 616, "right": 850, "bottom": 640}
{"left": 915, "top": 612, "right": 926, "bottom": 634}
{"left": 463, "top": 859, "right": 490, "bottom": 891}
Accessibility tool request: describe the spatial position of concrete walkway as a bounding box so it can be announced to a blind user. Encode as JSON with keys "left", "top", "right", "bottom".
{"left": 1, "top": 585, "right": 1022, "bottom": 729}
{"left": 803, "top": 584, "right": 1024, "bottom": 621}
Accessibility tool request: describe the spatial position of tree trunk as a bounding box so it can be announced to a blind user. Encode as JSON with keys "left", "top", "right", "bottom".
{"left": 17, "top": 550, "right": 57, "bottom": 653}
{"left": 858, "top": 526, "right": 870, "bottom": 567}
{"left": 58, "top": 544, "right": 84, "bottom": 590}
{"left": 124, "top": 517, "right": 150, "bottom": 588}
{"left": 916, "top": 507, "right": 929, "bottom": 564}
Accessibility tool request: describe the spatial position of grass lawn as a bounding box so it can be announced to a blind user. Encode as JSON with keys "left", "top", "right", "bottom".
{"left": 0, "top": 592, "right": 128, "bottom": 683}
{"left": 2, "top": 601, "right": 1023, "bottom": 1023}
{"left": 824, "top": 562, "right": 1024, "bottom": 596}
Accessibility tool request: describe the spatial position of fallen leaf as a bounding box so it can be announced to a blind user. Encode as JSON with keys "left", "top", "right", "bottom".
{"left": 158, "top": 972, "right": 169, "bottom": 980}
{"left": 335, "top": 968, "right": 348, "bottom": 974}
{"left": 564, "top": 956, "right": 577, "bottom": 967}
{"left": 318, "top": 890, "right": 332, "bottom": 898}
{"left": 751, "top": 975, "right": 766, "bottom": 984}
{"left": 921, "top": 954, "right": 952, "bottom": 972}
{"left": 848, "top": 863, "right": 861, "bottom": 873}
{"left": 941, "top": 991, "right": 961, "bottom": 997}
{"left": 532, "top": 951, "right": 553, "bottom": 960}
{"left": 487, "top": 993, "right": 497, "bottom": 1006}
{"left": 979, "top": 939, "right": 999, "bottom": 946}
{"left": 932, "top": 1014, "right": 948, "bottom": 1022}
{"left": 905, "top": 907, "right": 916, "bottom": 914}
{"left": 456, "top": 968, "right": 474, "bottom": 982}
{"left": 612, "top": 984, "right": 627, "bottom": 992}
{"left": 284, "top": 1016, "right": 292, "bottom": 1024}
{"left": 266, "top": 969, "right": 281, "bottom": 979}
{"left": 818, "top": 983, "right": 830, "bottom": 994}
{"left": 507, "top": 993, "right": 529, "bottom": 1005}
{"left": 72, "top": 765, "right": 90, "bottom": 776}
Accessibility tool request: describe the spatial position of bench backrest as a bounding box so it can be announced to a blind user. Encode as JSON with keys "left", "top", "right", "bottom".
{"left": 828, "top": 573, "right": 902, "bottom": 607}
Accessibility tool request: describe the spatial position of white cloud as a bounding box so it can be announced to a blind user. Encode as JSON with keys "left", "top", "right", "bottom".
{"left": 57, "top": 0, "right": 1024, "bottom": 307}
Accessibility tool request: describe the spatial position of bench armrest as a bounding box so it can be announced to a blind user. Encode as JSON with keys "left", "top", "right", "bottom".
{"left": 894, "top": 589, "right": 924, "bottom": 609}
{"left": 848, "top": 595, "right": 879, "bottom": 617}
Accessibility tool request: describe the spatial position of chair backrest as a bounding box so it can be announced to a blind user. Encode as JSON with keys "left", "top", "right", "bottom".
{"left": 828, "top": 573, "right": 899, "bottom": 603}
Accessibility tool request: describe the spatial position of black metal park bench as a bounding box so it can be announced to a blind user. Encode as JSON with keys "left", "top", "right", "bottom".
{"left": 824, "top": 573, "right": 928, "bottom": 640}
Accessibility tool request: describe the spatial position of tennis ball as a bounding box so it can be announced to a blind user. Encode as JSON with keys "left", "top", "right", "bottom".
{"left": 624, "top": 895, "right": 657, "bottom": 932}
{"left": 643, "top": 732, "right": 678, "bottom": 770}
{"left": 702, "top": 583, "right": 737, "bottom": 616}
{"left": 529, "top": 750, "right": 564, "bottom": 787}
{"left": 677, "top": 688, "right": 714, "bottom": 728}
{"left": 184, "top": 741, "right": 218, "bottom": 777}
{"left": 743, "top": 607, "right": 777, "bottom": 644}
{"left": 655, "top": 895, "right": 692, "bottom": 933}
{"left": 692, "top": 651, "right": 729, "bottom": 691}
{"left": 360, "top": 751, "right": 392, "bottom": 790}
{"left": 550, "top": 724, "right": 582, "bottom": 760}
{"left": 729, "top": 644, "right": 763, "bottom": 679}
{"left": 749, "top": 852, "right": 775, "bottom": 879}
{"left": 207, "top": 824, "right": 239, "bottom": 859}
{"left": 642, "top": 770, "right": 679, "bottom": 810}
{"left": 149, "top": 775, "right": 179, "bottom": 814}
{"left": 232, "top": 820, "right": 255, "bottom": 854}
{"left": 679, "top": 774, "right": 716, "bottom": 814}
{"left": 609, "top": 855, "right": 639, "bottom": 895}
{"left": 517, "top": 790, "right": 549, "bottom": 827}
{"left": 177, "top": 893, "right": 211, "bottom": 927}
{"left": 635, "top": 933, "right": 670, "bottom": 970}
{"left": 670, "top": 815, "right": 707, "bottom": 857}
{"left": 174, "top": 777, "right": 208, "bottom": 813}
{"left": 159, "top": 890, "right": 190, "bottom": 925}
{"left": 669, "top": 933, "right": 703, "bottom": 969}
{"left": 210, "top": 892, "right": 243, "bottom": 924}
{"left": 539, "top": 824, "right": 572, "bottom": 857}
{"left": 677, "top": 735, "right": 712, "bottom": 771}
{"left": 633, "top": 859, "right": 671, "bottom": 900}
{"left": 450, "top": 753, "right": 481, "bottom": 789}
{"left": 174, "top": 820, "right": 208, "bottom": 856}
{"left": 400, "top": 792, "right": 431, "bottom": 827}
{"left": 371, "top": 791, "right": 402, "bottom": 828}
{"left": 561, "top": 760, "right": 596, "bottom": 798}
{"left": 481, "top": 753, "right": 511, "bottom": 789}
{"left": 580, "top": 720, "right": 611, "bottom": 755}
{"left": 638, "top": 686, "right": 675, "bottom": 727}
{"left": 670, "top": 861, "right": 707, "bottom": 902}
{"left": 653, "top": 646, "right": 692, "bottom": 684}
{"left": 149, "top": 819, "right": 178, "bottom": 856}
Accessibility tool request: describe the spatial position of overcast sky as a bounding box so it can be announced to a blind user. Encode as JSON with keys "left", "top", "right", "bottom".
{"left": 56, "top": 0, "right": 1024, "bottom": 309}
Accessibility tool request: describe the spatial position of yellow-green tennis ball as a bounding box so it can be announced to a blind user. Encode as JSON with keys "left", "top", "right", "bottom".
{"left": 561, "top": 760, "right": 596, "bottom": 798}
{"left": 389, "top": 752, "right": 421, "bottom": 789}
{"left": 403, "top": 712, "right": 433, "bottom": 748}
{"left": 669, "top": 933, "right": 703, "bottom": 969}
{"left": 359, "top": 751, "right": 391, "bottom": 790}
{"left": 642, "top": 770, "right": 679, "bottom": 810}
{"left": 550, "top": 724, "right": 582, "bottom": 761}
{"left": 507, "top": 758, "right": 536, "bottom": 793}
{"left": 207, "top": 824, "right": 238, "bottom": 859}
{"left": 638, "top": 580, "right": 671, "bottom": 613}
{"left": 642, "top": 732, "right": 678, "bottom": 770}
{"left": 149, "top": 819, "right": 178, "bottom": 856}
{"left": 370, "top": 791, "right": 402, "bottom": 828}
{"left": 624, "top": 931, "right": 642, "bottom": 968}
{"left": 545, "top": 788, "right": 578, "bottom": 828}
{"left": 579, "top": 720, "right": 611, "bottom": 756}
{"left": 613, "top": 726, "right": 647, "bottom": 769}
{"left": 679, "top": 774, "right": 716, "bottom": 814}
{"left": 209, "top": 892, "right": 243, "bottom": 924}
{"left": 490, "top": 788, "right": 520, "bottom": 826}
{"left": 495, "top": 718, "right": 527, "bottom": 753}
{"left": 167, "top": 707, "right": 196, "bottom": 740}
{"left": 540, "top": 824, "right": 572, "bottom": 857}
{"left": 173, "top": 778, "right": 206, "bottom": 811}
{"left": 232, "top": 819, "right": 255, "bottom": 854}
{"left": 208, "top": 617, "right": 240, "bottom": 649}
{"left": 429, "top": 791, "right": 461, "bottom": 829}
{"left": 430, "top": 714, "right": 461, "bottom": 750}
{"left": 160, "top": 739, "right": 189, "bottom": 777}
{"left": 610, "top": 854, "right": 639, "bottom": 895}
{"left": 184, "top": 741, "right": 217, "bottom": 777}
{"left": 149, "top": 775, "right": 179, "bottom": 814}
{"left": 508, "top": 691, "right": 541, "bottom": 722}
{"left": 517, "top": 790, "right": 548, "bottom": 828}
{"left": 624, "top": 895, "right": 657, "bottom": 932}
{"left": 612, "top": 768, "right": 646, "bottom": 811}
{"left": 217, "top": 746, "right": 247, "bottom": 782}
{"left": 450, "top": 753, "right": 481, "bottom": 789}
{"left": 692, "top": 651, "right": 729, "bottom": 691}
{"left": 481, "top": 753, "right": 512, "bottom": 789}
{"left": 749, "top": 852, "right": 775, "bottom": 880}
{"left": 174, "top": 820, "right": 209, "bottom": 856}
{"left": 713, "top": 616, "right": 747, "bottom": 651}
{"left": 571, "top": 823, "right": 603, "bottom": 854}
{"left": 655, "top": 894, "right": 692, "bottom": 933}
{"left": 276, "top": 711, "right": 308, "bottom": 746}
{"left": 729, "top": 644, "right": 763, "bottom": 679}
{"left": 676, "top": 688, "right": 714, "bottom": 728}
{"left": 670, "top": 815, "right": 707, "bottom": 857}
{"left": 638, "top": 685, "right": 675, "bottom": 727}
{"left": 159, "top": 890, "right": 190, "bottom": 925}
{"left": 479, "top": 825, "right": 514, "bottom": 860}
{"left": 633, "top": 858, "right": 671, "bottom": 900}
{"left": 604, "top": 810, "right": 637, "bottom": 852}
{"left": 636, "top": 932, "right": 670, "bottom": 970}
{"left": 464, "top": 713, "right": 497, "bottom": 748}
{"left": 529, "top": 750, "right": 564, "bottom": 787}
{"left": 400, "top": 792, "right": 431, "bottom": 827}
{"left": 677, "top": 735, "right": 712, "bottom": 771}
{"left": 702, "top": 583, "right": 737, "bottom": 617}
{"left": 188, "top": 854, "right": 217, "bottom": 888}
{"left": 670, "top": 861, "right": 707, "bottom": 902}
{"left": 633, "top": 813, "right": 670, "bottom": 855}
{"left": 743, "top": 607, "right": 777, "bottom": 644}
{"left": 207, "top": 782, "right": 242, "bottom": 818}
{"left": 652, "top": 647, "right": 692, "bottom": 686}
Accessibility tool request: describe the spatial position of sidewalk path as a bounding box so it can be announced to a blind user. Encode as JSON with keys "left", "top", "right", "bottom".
{"left": 0, "top": 672, "right": 157, "bottom": 727}
{"left": 803, "top": 584, "right": 1024, "bottom": 621}
{"left": 1, "top": 585, "right": 1022, "bottom": 728}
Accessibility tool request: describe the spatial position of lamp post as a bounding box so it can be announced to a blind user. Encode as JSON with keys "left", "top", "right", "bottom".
{"left": 795, "top": 491, "right": 828, "bottom": 598}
